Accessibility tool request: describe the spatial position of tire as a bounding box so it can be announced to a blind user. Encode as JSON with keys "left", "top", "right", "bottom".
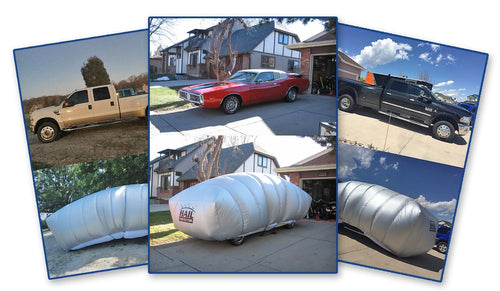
{"left": 285, "top": 87, "right": 298, "bottom": 102}
{"left": 230, "top": 236, "right": 244, "bottom": 246}
{"left": 432, "top": 120, "right": 455, "bottom": 142}
{"left": 436, "top": 241, "right": 448, "bottom": 254}
{"left": 339, "top": 94, "right": 355, "bottom": 112}
{"left": 37, "top": 121, "right": 59, "bottom": 143}
{"left": 221, "top": 95, "right": 241, "bottom": 114}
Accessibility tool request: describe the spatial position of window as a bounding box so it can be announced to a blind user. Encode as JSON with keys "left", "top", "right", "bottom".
{"left": 278, "top": 33, "right": 289, "bottom": 45}
{"left": 257, "top": 155, "right": 268, "bottom": 168}
{"left": 256, "top": 72, "right": 274, "bottom": 83}
{"left": 261, "top": 55, "right": 275, "bottom": 68}
{"left": 287, "top": 60, "right": 299, "bottom": 72}
{"left": 63, "top": 90, "right": 88, "bottom": 107}
{"left": 189, "top": 52, "right": 198, "bottom": 67}
{"left": 169, "top": 55, "right": 176, "bottom": 66}
{"left": 160, "top": 174, "right": 171, "bottom": 191}
{"left": 93, "top": 87, "right": 111, "bottom": 101}
{"left": 388, "top": 81, "right": 409, "bottom": 93}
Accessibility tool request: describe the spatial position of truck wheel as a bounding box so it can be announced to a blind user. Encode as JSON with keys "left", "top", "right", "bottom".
{"left": 436, "top": 241, "right": 448, "bottom": 254}
{"left": 285, "top": 87, "right": 298, "bottom": 102}
{"left": 37, "top": 122, "right": 59, "bottom": 143}
{"left": 222, "top": 95, "right": 241, "bottom": 114}
{"left": 339, "top": 94, "right": 355, "bottom": 112}
{"left": 433, "top": 120, "right": 455, "bottom": 142}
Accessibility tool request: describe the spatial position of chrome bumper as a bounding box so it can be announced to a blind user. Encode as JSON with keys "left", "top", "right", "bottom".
{"left": 179, "top": 90, "right": 204, "bottom": 106}
{"left": 458, "top": 123, "right": 470, "bottom": 136}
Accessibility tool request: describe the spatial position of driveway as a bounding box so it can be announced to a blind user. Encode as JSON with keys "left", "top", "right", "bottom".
{"left": 339, "top": 107, "right": 470, "bottom": 168}
{"left": 42, "top": 230, "right": 147, "bottom": 279}
{"left": 149, "top": 219, "right": 337, "bottom": 273}
{"left": 338, "top": 226, "right": 445, "bottom": 281}
{"left": 150, "top": 94, "right": 336, "bottom": 154}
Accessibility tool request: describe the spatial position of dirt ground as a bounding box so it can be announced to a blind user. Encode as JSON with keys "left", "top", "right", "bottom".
{"left": 26, "top": 118, "right": 148, "bottom": 169}
{"left": 42, "top": 230, "right": 148, "bottom": 279}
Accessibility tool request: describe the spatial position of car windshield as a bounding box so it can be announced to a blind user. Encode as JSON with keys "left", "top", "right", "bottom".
{"left": 227, "top": 71, "right": 257, "bottom": 83}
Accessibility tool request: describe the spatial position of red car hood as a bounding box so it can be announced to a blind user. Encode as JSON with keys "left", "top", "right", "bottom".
{"left": 181, "top": 81, "right": 248, "bottom": 94}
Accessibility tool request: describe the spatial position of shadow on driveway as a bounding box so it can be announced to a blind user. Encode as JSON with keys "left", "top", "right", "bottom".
{"left": 150, "top": 94, "right": 336, "bottom": 137}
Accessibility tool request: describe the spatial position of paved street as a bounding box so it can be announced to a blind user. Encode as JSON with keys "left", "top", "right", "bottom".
{"left": 338, "top": 226, "right": 445, "bottom": 281}
{"left": 149, "top": 219, "right": 337, "bottom": 273}
{"left": 339, "top": 107, "right": 470, "bottom": 168}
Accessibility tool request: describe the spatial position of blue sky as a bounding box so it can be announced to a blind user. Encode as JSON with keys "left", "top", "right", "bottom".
{"left": 15, "top": 30, "right": 148, "bottom": 100}
{"left": 338, "top": 24, "right": 488, "bottom": 102}
{"left": 338, "top": 143, "right": 463, "bottom": 223}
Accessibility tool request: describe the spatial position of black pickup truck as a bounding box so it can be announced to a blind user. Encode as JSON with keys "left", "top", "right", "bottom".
{"left": 338, "top": 75, "right": 472, "bottom": 142}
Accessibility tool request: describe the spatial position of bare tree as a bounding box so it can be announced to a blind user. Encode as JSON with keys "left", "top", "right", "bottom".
{"left": 196, "top": 136, "right": 224, "bottom": 182}
{"left": 207, "top": 18, "right": 246, "bottom": 81}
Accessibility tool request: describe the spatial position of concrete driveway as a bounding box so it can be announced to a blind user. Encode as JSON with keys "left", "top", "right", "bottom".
{"left": 150, "top": 93, "right": 336, "bottom": 138}
{"left": 149, "top": 219, "right": 337, "bottom": 273}
{"left": 338, "top": 226, "right": 445, "bottom": 281}
{"left": 339, "top": 107, "right": 470, "bottom": 168}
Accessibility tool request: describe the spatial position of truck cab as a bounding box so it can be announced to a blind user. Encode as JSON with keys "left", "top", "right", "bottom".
{"left": 30, "top": 84, "right": 147, "bottom": 143}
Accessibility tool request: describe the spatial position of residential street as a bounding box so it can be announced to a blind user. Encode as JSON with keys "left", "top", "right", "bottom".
{"left": 339, "top": 107, "right": 471, "bottom": 168}
{"left": 149, "top": 219, "right": 337, "bottom": 273}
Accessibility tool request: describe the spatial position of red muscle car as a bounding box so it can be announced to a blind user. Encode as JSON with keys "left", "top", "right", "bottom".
{"left": 178, "top": 69, "right": 310, "bottom": 114}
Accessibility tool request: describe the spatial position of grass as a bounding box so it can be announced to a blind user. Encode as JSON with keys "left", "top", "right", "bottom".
{"left": 149, "top": 86, "right": 194, "bottom": 112}
{"left": 149, "top": 210, "right": 191, "bottom": 246}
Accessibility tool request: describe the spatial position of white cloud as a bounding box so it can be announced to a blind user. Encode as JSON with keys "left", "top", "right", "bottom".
{"left": 352, "top": 38, "right": 412, "bottom": 68}
{"left": 419, "top": 52, "right": 432, "bottom": 64}
{"left": 435, "top": 80, "right": 455, "bottom": 87}
{"left": 430, "top": 44, "right": 440, "bottom": 52}
{"left": 338, "top": 144, "right": 375, "bottom": 179}
{"left": 415, "top": 195, "right": 457, "bottom": 221}
{"left": 378, "top": 156, "right": 399, "bottom": 171}
{"left": 436, "top": 54, "right": 443, "bottom": 63}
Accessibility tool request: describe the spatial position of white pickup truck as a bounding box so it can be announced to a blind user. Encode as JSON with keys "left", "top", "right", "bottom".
{"left": 30, "top": 84, "right": 148, "bottom": 143}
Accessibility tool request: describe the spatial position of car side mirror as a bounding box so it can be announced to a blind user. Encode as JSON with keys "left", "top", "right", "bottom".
{"left": 255, "top": 80, "right": 262, "bottom": 84}
{"left": 62, "top": 100, "right": 73, "bottom": 108}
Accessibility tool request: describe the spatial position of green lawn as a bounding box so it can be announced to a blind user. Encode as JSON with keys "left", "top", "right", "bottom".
{"left": 149, "top": 86, "right": 194, "bottom": 112}
{"left": 149, "top": 210, "right": 191, "bottom": 246}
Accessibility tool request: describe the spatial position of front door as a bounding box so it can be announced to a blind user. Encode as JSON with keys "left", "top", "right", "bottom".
{"left": 249, "top": 71, "right": 279, "bottom": 103}
{"left": 59, "top": 89, "right": 94, "bottom": 128}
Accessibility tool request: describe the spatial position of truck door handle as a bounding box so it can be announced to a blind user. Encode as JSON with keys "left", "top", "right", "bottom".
{"left": 386, "top": 92, "right": 392, "bottom": 95}
{"left": 409, "top": 98, "right": 415, "bottom": 101}
{"left": 88, "top": 105, "right": 92, "bottom": 110}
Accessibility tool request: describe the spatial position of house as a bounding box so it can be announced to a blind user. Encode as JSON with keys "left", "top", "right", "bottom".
{"left": 149, "top": 141, "right": 280, "bottom": 201}
{"left": 160, "top": 21, "right": 302, "bottom": 78}
{"left": 286, "top": 28, "right": 336, "bottom": 95}
{"left": 338, "top": 50, "right": 365, "bottom": 81}
{"left": 275, "top": 148, "right": 336, "bottom": 202}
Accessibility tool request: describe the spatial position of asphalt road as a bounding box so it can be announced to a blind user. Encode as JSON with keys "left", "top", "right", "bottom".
{"left": 338, "top": 226, "right": 445, "bottom": 281}
{"left": 149, "top": 219, "right": 337, "bottom": 273}
{"left": 339, "top": 107, "right": 470, "bottom": 168}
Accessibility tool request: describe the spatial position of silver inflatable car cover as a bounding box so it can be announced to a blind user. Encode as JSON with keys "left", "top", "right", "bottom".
{"left": 338, "top": 181, "right": 438, "bottom": 257}
{"left": 46, "top": 184, "right": 148, "bottom": 251}
{"left": 169, "top": 173, "right": 312, "bottom": 241}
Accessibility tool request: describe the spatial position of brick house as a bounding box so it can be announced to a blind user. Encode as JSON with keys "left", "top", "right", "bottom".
{"left": 149, "top": 141, "right": 280, "bottom": 202}
{"left": 159, "top": 21, "right": 302, "bottom": 78}
{"left": 275, "top": 148, "right": 336, "bottom": 202}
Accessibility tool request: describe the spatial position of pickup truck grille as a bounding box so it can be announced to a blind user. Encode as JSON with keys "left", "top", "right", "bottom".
{"left": 179, "top": 90, "right": 204, "bottom": 105}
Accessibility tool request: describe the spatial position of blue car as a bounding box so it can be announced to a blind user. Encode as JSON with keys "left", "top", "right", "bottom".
{"left": 458, "top": 102, "right": 477, "bottom": 124}
{"left": 435, "top": 225, "right": 451, "bottom": 254}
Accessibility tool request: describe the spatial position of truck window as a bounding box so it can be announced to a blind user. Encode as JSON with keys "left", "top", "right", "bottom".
{"left": 63, "top": 90, "right": 88, "bottom": 107}
{"left": 409, "top": 85, "right": 424, "bottom": 97}
{"left": 388, "top": 81, "right": 409, "bottom": 93}
{"left": 93, "top": 87, "right": 111, "bottom": 101}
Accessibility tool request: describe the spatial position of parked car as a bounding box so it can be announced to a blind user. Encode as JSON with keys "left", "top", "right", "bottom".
{"left": 457, "top": 102, "right": 477, "bottom": 124}
{"left": 178, "top": 69, "right": 310, "bottom": 114}
{"left": 30, "top": 84, "right": 148, "bottom": 143}
{"left": 435, "top": 225, "right": 451, "bottom": 254}
{"left": 338, "top": 74, "right": 472, "bottom": 142}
